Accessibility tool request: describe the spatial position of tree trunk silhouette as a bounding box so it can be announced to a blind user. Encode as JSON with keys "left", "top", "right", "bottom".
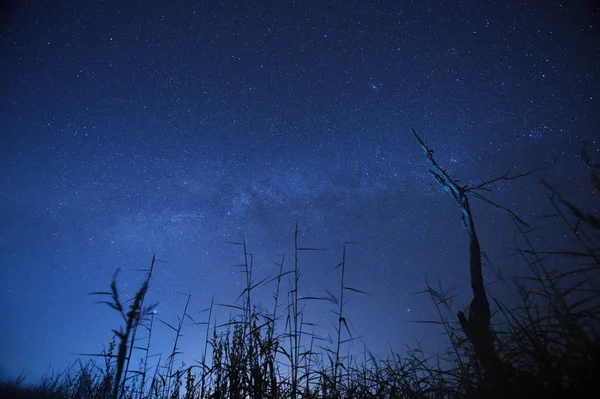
{"left": 413, "top": 130, "right": 505, "bottom": 395}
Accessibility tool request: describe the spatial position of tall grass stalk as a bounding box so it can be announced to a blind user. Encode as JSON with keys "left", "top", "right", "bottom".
{"left": 88, "top": 255, "right": 156, "bottom": 399}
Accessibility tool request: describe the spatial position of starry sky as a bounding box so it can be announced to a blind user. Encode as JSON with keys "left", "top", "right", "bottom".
{"left": 1, "top": 0, "right": 599, "bottom": 382}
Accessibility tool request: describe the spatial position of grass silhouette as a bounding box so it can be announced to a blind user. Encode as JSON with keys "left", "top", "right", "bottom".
{"left": 2, "top": 132, "right": 599, "bottom": 398}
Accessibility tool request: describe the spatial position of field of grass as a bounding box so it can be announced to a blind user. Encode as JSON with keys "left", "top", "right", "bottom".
{"left": 2, "top": 134, "right": 599, "bottom": 399}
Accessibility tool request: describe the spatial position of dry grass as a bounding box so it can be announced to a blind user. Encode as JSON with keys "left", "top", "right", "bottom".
{"left": 3, "top": 134, "right": 599, "bottom": 399}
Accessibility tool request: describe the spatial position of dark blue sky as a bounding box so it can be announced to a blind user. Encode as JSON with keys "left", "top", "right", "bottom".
{"left": 1, "top": 0, "right": 599, "bottom": 381}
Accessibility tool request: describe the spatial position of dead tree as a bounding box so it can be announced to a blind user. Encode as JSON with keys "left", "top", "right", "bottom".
{"left": 412, "top": 129, "right": 506, "bottom": 393}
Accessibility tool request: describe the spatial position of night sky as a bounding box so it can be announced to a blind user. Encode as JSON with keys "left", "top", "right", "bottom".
{"left": 1, "top": 0, "right": 599, "bottom": 382}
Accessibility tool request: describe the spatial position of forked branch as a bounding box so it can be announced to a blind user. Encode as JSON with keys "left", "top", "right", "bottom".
{"left": 412, "top": 129, "right": 503, "bottom": 392}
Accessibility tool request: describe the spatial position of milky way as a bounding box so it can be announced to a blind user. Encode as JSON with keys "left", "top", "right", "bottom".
{"left": 1, "top": 0, "right": 598, "bottom": 380}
